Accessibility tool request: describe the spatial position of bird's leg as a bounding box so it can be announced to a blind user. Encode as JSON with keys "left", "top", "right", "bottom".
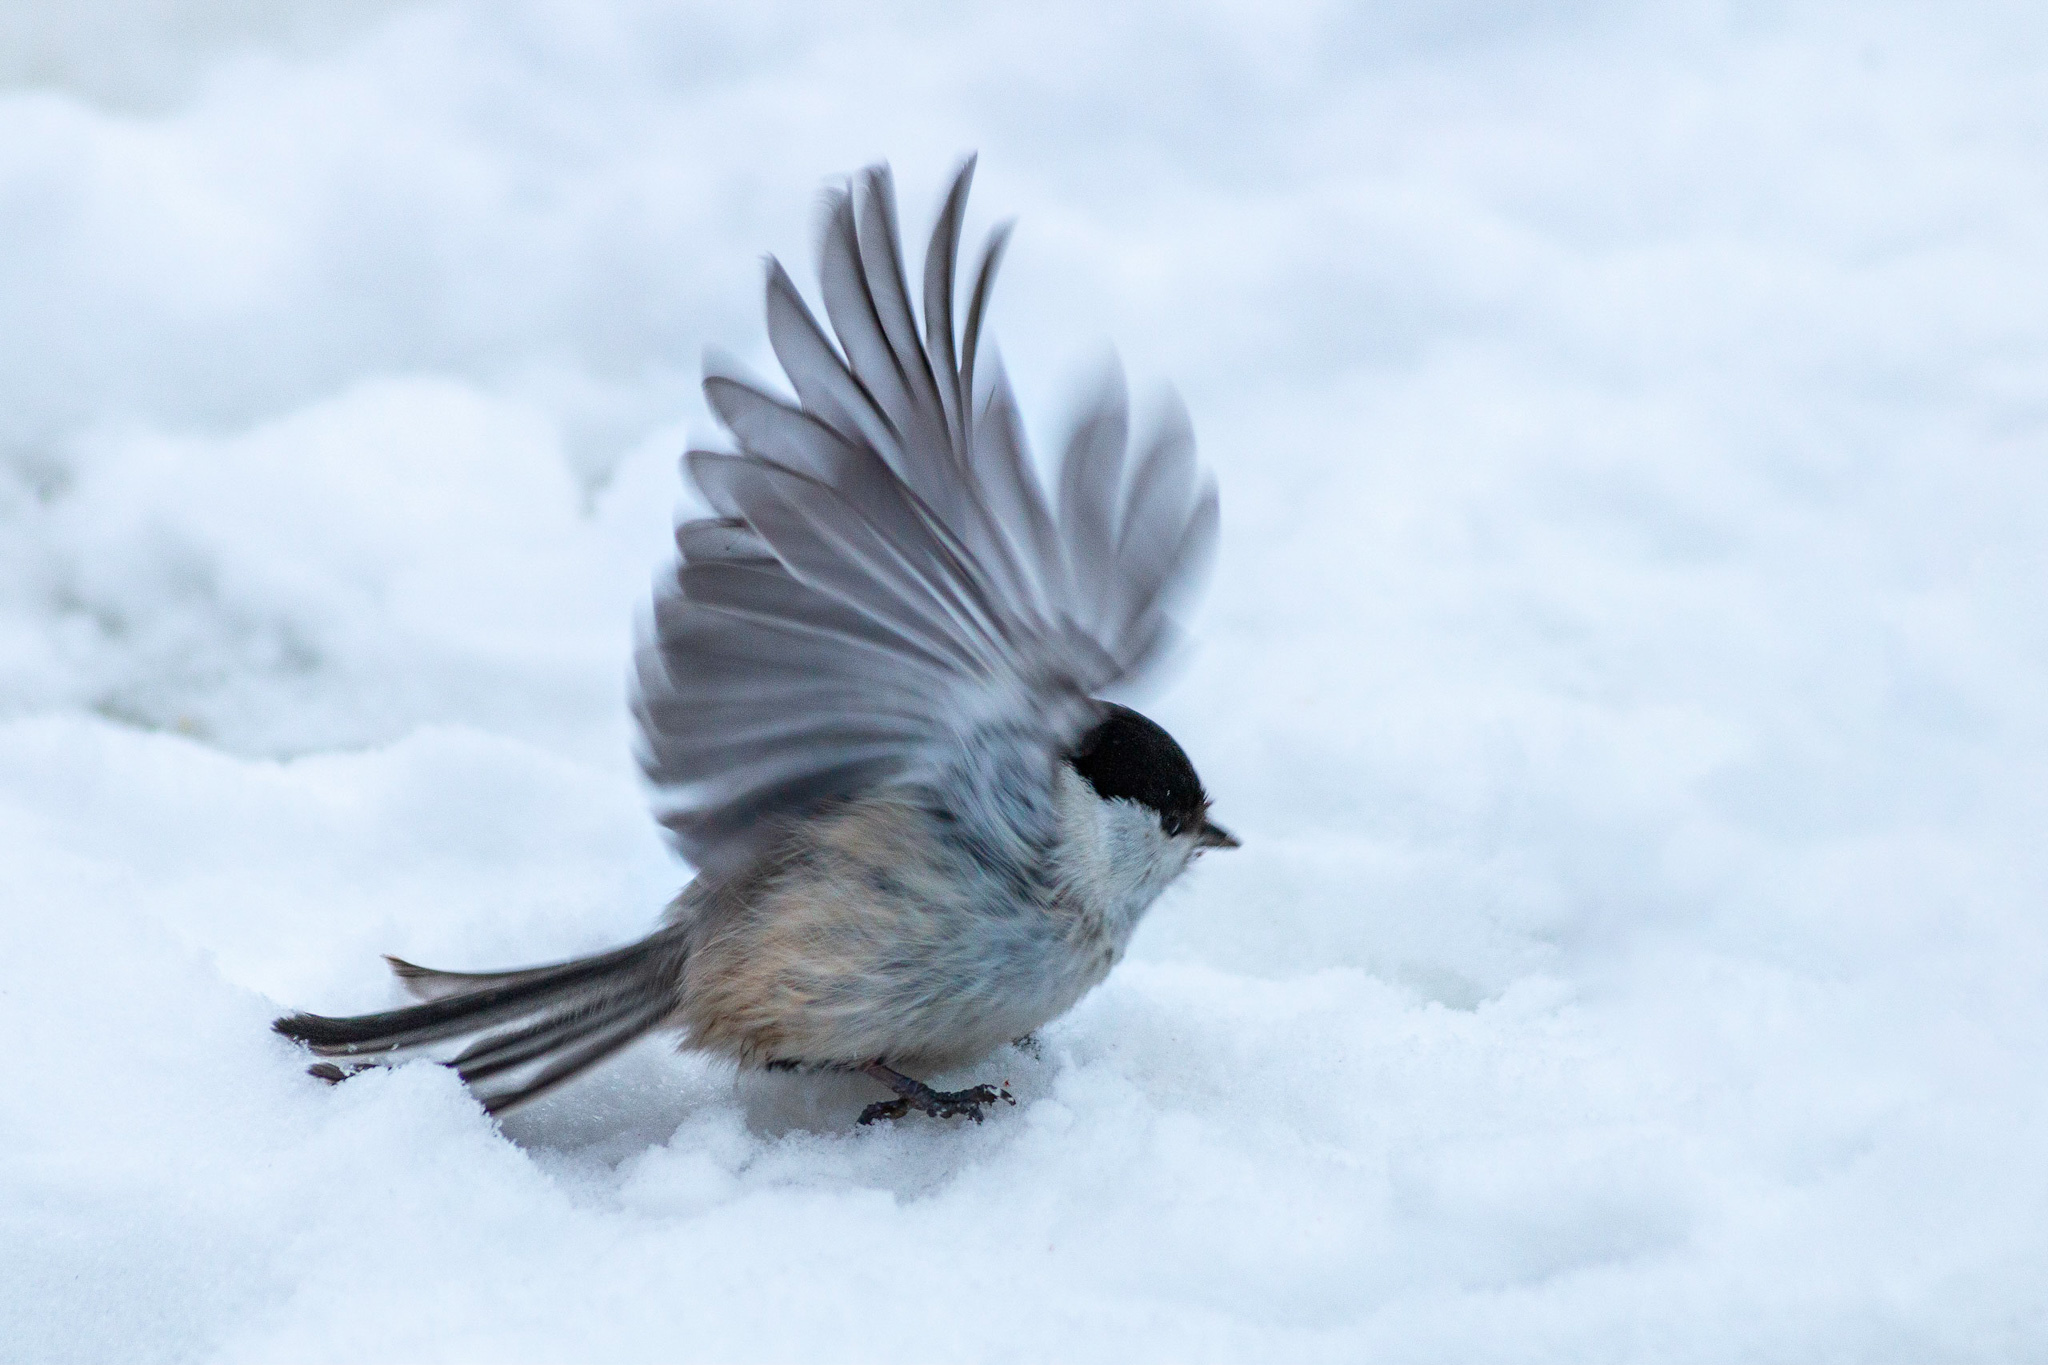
{"left": 857, "top": 1062, "right": 1015, "bottom": 1125}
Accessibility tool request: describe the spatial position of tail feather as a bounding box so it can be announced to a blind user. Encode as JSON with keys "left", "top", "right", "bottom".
{"left": 468, "top": 998, "right": 676, "bottom": 1109}
{"left": 273, "top": 929, "right": 686, "bottom": 1115}
{"left": 450, "top": 993, "right": 664, "bottom": 1083}
{"left": 384, "top": 954, "right": 560, "bottom": 1003}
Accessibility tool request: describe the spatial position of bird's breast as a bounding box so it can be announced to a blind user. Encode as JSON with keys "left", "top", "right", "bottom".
{"left": 674, "top": 789, "right": 1129, "bottom": 1071}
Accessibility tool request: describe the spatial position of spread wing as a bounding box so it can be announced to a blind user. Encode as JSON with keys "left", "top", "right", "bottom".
{"left": 633, "top": 158, "right": 1218, "bottom": 875}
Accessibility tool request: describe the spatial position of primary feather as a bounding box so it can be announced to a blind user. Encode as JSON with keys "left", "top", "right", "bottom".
{"left": 634, "top": 158, "right": 1218, "bottom": 877}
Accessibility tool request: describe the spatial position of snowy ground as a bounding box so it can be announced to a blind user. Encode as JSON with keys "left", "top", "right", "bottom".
{"left": 4, "top": 3, "right": 2046, "bottom": 1360}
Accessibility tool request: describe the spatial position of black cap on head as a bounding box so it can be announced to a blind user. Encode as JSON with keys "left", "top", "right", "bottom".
{"left": 1068, "top": 703, "right": 1210, "bottom": 837}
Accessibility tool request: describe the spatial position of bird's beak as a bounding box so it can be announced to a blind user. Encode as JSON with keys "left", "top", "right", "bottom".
{"left": 1196, "top": 816, "right": 1240, "bottom": 850}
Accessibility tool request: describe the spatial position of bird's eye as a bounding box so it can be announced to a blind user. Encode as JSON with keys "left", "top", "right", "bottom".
{"left": 1162, "top": 813, "right": 1185, "bottom": 836}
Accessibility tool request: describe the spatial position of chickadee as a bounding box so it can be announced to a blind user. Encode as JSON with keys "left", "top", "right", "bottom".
{"left": 273, "top": 158, "right": 1235, "bottom": 1125}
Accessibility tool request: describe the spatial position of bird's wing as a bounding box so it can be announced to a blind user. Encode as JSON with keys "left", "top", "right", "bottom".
{"left": 633, "top": 158, "right": 1218, "bottom": 875}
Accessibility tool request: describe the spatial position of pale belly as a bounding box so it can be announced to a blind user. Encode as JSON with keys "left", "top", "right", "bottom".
{"left": 671, "top": 793, "right": 1131, "bottom": 1072}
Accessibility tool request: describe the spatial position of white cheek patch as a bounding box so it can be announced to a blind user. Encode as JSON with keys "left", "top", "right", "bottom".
{"left": 1094, "top": 798, "right": 1196, "bottom": 920}
{"left": 1051, "top": 765, "right": 1193, "bottom": 938}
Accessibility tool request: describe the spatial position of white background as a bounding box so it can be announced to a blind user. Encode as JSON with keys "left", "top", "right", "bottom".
{"left": 3, "top": 2, "right": 2044, "bottom": 1360}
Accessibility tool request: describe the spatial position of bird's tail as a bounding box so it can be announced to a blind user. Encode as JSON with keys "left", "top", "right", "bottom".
{"left": 272, "top": 929, "right": 687, "bottom": 1114}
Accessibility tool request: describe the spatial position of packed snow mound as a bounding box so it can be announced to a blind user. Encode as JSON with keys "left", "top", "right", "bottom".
{"left": 4, "top": 3, "right": 2045, "bottom": 1361}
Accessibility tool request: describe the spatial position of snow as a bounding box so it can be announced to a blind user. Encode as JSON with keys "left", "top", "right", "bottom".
{"left": 4, "top": 2, "right": 2046, "bottom": 1360}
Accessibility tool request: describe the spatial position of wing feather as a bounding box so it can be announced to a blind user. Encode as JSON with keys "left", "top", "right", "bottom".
{"left": 635, "top": 159, "right": 1218, "bottom": 874}
{"left": 921, "top": 157, "right": 974, "bottom": 452}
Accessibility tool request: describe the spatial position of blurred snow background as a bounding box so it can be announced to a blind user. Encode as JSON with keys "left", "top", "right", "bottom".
{"left": 3, "top": 1, "right": 2045, "bottom": 1360}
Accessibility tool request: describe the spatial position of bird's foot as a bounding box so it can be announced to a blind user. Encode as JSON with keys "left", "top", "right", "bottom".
{"left": 857, "top": 1062, "right": 1015, "bottom": 1125}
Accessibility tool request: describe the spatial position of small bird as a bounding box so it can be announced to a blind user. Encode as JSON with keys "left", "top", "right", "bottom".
{"left": 273, "top": 158, "right": 1235, "bottom": 1125}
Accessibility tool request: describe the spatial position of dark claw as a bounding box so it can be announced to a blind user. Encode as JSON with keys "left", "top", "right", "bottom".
{"left": 858, "top": 1062, "right": 1017, "bottom": 1125}
{"left": 858, "top": 1098, "right": 912, "bottom": 1125}
{"left": 925, "top": 1083, "right": 1006, "bottom": 1122}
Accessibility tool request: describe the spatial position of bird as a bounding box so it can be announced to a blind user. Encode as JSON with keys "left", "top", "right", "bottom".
{"left": 271, "top": 157, "right": 1236, "bottom": 1126}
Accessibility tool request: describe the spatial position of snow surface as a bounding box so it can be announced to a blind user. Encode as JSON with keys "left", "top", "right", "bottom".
{"left": 4, "top": 2, "right": 2046, "bottom": 1360}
